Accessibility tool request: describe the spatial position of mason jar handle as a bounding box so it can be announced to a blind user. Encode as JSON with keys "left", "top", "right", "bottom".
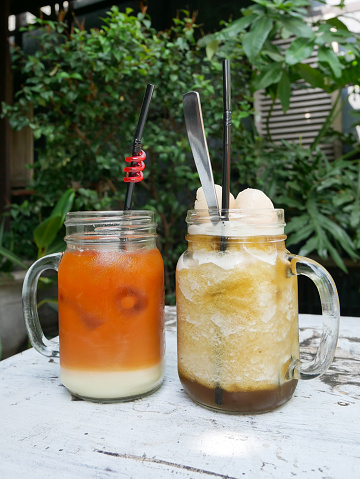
{"left": 22, "top": 253, "right": 62, "bottom": 358}
{"left": 287, "top": 255, "right": 340, "bottom": 380}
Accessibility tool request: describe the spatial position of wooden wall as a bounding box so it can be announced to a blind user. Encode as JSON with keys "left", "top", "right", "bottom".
{"left": 0, "top": 0, "right": 11, "bottom": 215}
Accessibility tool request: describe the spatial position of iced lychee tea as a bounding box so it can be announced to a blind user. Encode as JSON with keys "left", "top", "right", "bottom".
{"left": 176, "top": 211, "right": 299, "bottom": 413}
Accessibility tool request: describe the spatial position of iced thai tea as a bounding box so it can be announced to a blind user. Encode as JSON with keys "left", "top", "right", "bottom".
{"left": 57, "top": 211, "right": 165, "bottom": 401}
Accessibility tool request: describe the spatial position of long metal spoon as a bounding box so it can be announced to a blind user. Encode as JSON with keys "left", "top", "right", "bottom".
{"left": 183, "top": 91, "right": 219, "bottom": 215}
{"left": 183, "top": 90, "right": 224, "bottom": 406}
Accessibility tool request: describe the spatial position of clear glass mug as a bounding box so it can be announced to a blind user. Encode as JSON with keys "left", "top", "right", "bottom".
{"left": 176, "top": 209, "right": 340, "bottom": 413}
{"left": 23, "top": 211, "right": 165, "bottom": 402}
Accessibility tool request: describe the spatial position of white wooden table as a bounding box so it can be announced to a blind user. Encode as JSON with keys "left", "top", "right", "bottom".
{"left": 1, "top": 307, "right": 359, "bottom": 479}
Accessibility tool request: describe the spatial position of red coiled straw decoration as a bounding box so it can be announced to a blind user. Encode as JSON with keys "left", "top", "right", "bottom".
{"left": 123, "top": 150, "right": 146, "bottom": 183}
{"left": 123, "top": 84, "right": 155, "bottom": 210}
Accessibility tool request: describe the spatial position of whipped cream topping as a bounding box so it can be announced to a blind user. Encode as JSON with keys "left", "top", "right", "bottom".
{"left": 235, "top": 188, "right": 274, "bottom": 209}
{"left": 194, "top": 184, "right": 235, "bottom": 210}
{"left": 189, "top": 186, "right": 284, "bottom": 236}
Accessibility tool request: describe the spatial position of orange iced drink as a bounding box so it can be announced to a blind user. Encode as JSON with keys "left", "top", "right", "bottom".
{"left": 58, "top": 246, "right": 164, "bottom": 401}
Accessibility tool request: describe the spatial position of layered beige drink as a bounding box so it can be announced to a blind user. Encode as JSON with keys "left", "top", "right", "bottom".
{"left": 176, "top": 188, "right": 300, "bottom": 413}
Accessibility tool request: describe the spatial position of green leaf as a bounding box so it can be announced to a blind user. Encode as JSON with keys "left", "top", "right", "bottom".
{"left": 278, "top": 70, "right": 291, "bottom": 112}
{"left": 306, "top": 200, "right": 328, "bottom": 257}
{"left": 37, "top": 297, "right": 59, "bottom": 309}
{"left": 278, "top": 17, "right": 314, "bottom": 39}
{"left": 285, "top": 214, "right": 310, "bottom": 235}
{"left": 252, "top": 62, "right": 283, "bottom": 91}
{"left": 221, "top": 13, "right": 258, "bottom": 36}
{"left": 0, "top": 245, "right": 28, "bottom": 269}
{"left": 205, "top": 40, "right": 219, "bottom": 60}
{"left": 350, "top": 205, "right": 360, "bottom": 228}
{"left": 318, "top": 214, "right": 359, "bottom": 260}
{"left": 278, "top": 197, "right": 305, "bottom": 209}
{"left": 229, "top": 13, "right": 258, "bottom": 33}
{"left": 197, "top": 33, "right": 215, "bottom": 47}
{"left": 286, "top": 224, "right": 314, "bottom": 247}
{"left": 50, "top": 188, "right": 75, "bottom": 224}
{"left": 262, "top": 40, "right": 283, "bottom": 57}
{"left": 298, "top": 235, "right": 319, "bottom": 257}
{"left": 295, "top": 63, "right": 325, "bottom": 89}
{"left": 325, "top": 17, "right": 349, "bottom": 31}
{"left": 70, "top": 73, "right": 83, "bottom": 80}
{"left": 285, "top": 38, "right": 315, "bottom": 65}
{"left": 34, "top": 215, "right": 63, "bottom": 250}
{"left": 0, "top": 217, "right": 4, "bottom": 244}
{"left": 56, "top": 71, "right": 70, "bottom": 80}
{"left": 263, "top": 49, "right": 284, "bottom": 62}
{"left": 340, "top": 64, "right": 360, "bottom": 89}
{"left": 332, "top": 190, "right": 354, "bottom": 206}
{"left": 324, "top": 239, "right": 348, "bottom": 273}
{"left": 318, "top": 46, "right": 342, "bottom": 78}
{"left": 243, "top": 16, "right": 273, "bottom": 61}
{"left": 45, "top": 238, "right": 66, "bottom": 255}
{"left": 315, "top": 24, "right": 352, "bottom": 45}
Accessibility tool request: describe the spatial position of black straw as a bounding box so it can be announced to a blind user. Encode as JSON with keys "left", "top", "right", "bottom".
{"left": 220, "top": 59, "right": 231, "bottom": 254}
{"left": 215, "top": 60, "right": 231, "bottom": 407}
{"left": 221, "top": 59, "right": 231, "bottom": 214}
{"left": 124, "top": 83, "right": 155, "bottom": 210}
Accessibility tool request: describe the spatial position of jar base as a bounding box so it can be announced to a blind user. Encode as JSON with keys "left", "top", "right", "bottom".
{"left": 179, "top": 372, "right": 298, "bottom": 414}
{"left": 61, "top": 364, "right": 164, "bottom": 403}
{"left": 68, "top": 379, "right": 164, "bottom": 403}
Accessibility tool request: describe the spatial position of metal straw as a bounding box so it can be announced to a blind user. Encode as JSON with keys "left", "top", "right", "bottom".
{"left": 124, "top": 83, "right": 155, "bottom": 210}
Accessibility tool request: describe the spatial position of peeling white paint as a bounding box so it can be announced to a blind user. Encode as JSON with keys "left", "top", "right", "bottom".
{"left": 0, "top": 310, "right": 359, "bottom": 478}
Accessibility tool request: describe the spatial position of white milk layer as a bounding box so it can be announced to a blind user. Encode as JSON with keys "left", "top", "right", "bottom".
{"left": 60, "top": 363, "right": 163, "bottom": 400}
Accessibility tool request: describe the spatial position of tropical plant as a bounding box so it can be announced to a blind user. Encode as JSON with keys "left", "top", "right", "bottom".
{"left": 2, "top": 2, "right": 360, "bottom": 294}
{"left": 202, "top": 0, "right": 360, "bottom": 117}
{"left": 0, "top": 188, "right": 75, "bottom": 271}
{"left": 256, "top": 140, "right": 359, "bottom": 270}
{"left": 199, "top": 0, "right": 360, "bottom": 271}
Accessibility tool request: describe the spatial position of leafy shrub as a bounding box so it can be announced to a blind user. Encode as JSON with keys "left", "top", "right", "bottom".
{"left": 257, "top": 140, "right": 360, "bottom": 269}
{"left": 200, "top": 0, "right": 360, "bottom": 271}
{"left": 2, "top": 2, "right": 360, "bottom": 299}
{"left": 0, "top": 189, "right": 74, "bottom": 270}
{"left": 2, "top": 8, "right": 253, "bottom": 300}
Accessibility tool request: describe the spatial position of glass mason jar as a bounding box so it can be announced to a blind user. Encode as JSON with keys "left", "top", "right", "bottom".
{"left": 176, "top": 209, "right": 340, "bottom": 414}
{"left": 23, "top": 211, "right": 165, "bottom": 402}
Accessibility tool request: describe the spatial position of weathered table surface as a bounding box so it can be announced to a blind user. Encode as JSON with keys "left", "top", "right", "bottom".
{"left": 1, "top": 307, "right": 359, "bottom": 479}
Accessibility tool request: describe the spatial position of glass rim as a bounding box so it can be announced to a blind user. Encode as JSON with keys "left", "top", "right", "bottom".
{"left": 186, "top": 207, "right": 284, "bottom": 213}
{"left": 65, "top": 209, "right": 156, "bottom": 222}
{"left": 65, "top": 210, "right": 155, "bottom": 216}
{"left": 64, "top": 210, "right": 158, "bottom": 240}
{"left": 186, "top": 208, "right": 285, "bottom": 223}
{"left": 65, "top": 233, "right": 157, "bottom": 244}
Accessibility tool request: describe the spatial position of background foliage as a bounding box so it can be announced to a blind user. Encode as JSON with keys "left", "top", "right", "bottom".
{"left": 1, "top": 7, "right": 253, "bottom": 301}
{"left": 2, "top": 1, "right": 360, "bottom": 301}
{"left": 201, "top": 0, "right": 360, "bottom": 270}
